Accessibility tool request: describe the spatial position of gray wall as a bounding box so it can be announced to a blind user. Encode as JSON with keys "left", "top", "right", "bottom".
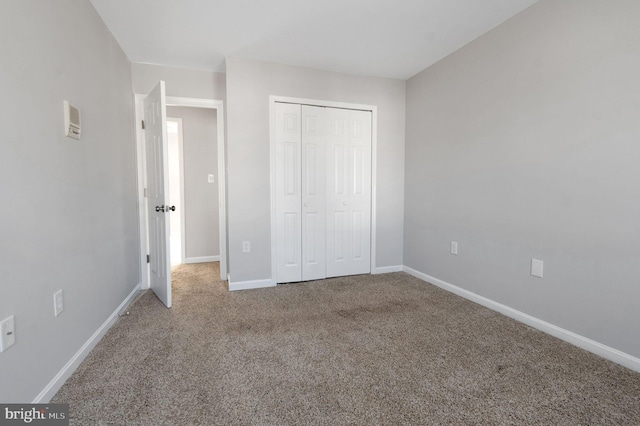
{"left": 0, "top": 0, "right": 138, "bottom": 401}
{"left": 226, "top": 57, "right": 406, "bottom": 283}
{"left": 404, "top": 0, "right": 640, "bottom": 358}
{"left": 167, "top": 107, "right": 219, "bottom": 259}
{"left": 132, "top": 63, "right": 226, "bottom": 100}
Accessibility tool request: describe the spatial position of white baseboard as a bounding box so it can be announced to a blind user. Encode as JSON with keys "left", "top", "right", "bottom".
{"left": 184, "top": 256, "right": 220, "bottom": 264}
{"left": 402, "top": 266, "right": 640, "bottom": 373}
{"left": 33, "top": 284, "right": 142, "bottom": 403}
{"left": 228, "top": 276, "right": 276, "bottom": 291}
{"left": 373, "top": 265, "right": 403, "bottom": 274}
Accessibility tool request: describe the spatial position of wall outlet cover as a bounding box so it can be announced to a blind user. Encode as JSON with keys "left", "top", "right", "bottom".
{"left": 531, "top": 259, "right": 544, "bottom": 278}
{"left": 450, "top": 241, "right": 458, "bottom": 255}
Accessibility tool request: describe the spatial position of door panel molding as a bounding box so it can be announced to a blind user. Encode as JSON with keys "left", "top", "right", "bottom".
{"left": 274, "top": 103, "right": 302, "bottom": 283}
{"left": 325, "top": 107, "right": 372, "bottom": 278}
{"left": 301, "top": 105, "right": 327, "bottom": 281}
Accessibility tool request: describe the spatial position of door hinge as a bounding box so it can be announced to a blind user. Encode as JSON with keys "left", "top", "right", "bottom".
{"left": 141, "top": 120, "right": 145, "bottom": 129}
{"left": 147, "top": 254, "right": 150, "bottom": 263}
{"left": 144, "top": 188, "right": 147, "bottom": 198}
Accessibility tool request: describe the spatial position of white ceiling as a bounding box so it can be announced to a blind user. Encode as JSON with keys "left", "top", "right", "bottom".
{"left": 90, "top": 0, "right": 538, "bottom": 80}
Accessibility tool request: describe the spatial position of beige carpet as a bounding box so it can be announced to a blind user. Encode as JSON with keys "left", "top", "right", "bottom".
{"left": 53, "top": 262, "right": 640, "bottom": 425}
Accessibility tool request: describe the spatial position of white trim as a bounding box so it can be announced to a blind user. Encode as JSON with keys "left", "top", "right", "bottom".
{"left": 215, "top": 105, "right": 228, "bottom": 281}
{"left": 135, "top": 94, "right": 228, "bottom": 283}
{"left": 373, "top": 265, "right": 403, "bottom": 274}
{"left": 370, "top": 108, "right": 378, "bottom": 274}
{"left": 269, "top": 99, "right": 278, "bottom": 286}
{"left": 166, "top": 117, "right": 186, "bottom": 265}
{"left": 269, "top": 95, "right": 378, "bottom": 285}
{"left": 402, "top": 266, "right": 640, "bottom": 373}
{"left": 183, "top": 255, "right": 220, "bottom": 264}
{"left": 33, "top": 284, "right": 142, "bottom": 403}
{"left": 228, "top": 277, "right": 276, "bottom": 292}
{"left": 166, "top": 97, "right": 219, "bottom": 109}
{"left": 270, "top": 96, "right": 376, "bottom": 111}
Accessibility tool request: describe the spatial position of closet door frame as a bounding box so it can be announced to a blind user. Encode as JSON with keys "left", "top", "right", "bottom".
{"left": 269, "top": 95, "right": 378, "bottom": 284}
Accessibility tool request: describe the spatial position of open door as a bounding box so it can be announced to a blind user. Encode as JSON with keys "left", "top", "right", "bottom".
{"left": 144, "top": 81, "right": 171, "bottom": 307}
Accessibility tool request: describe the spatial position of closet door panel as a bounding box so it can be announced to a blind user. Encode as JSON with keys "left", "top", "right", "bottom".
{"left": 326, "top": 108, "right": 351, "bottom": 277}
{"left": 275, "top": 103, "right": 302, "bottom": 283}
{"left": 301, "top": 106, "right": 327, "bottom": 281}
{"left": 348, "top": 110, "right": 372, "bottom": 275}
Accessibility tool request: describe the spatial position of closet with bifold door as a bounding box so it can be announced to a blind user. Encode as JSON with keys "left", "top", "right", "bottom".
{"left": 274, "top": 102, "right": 372, "bottom": 284}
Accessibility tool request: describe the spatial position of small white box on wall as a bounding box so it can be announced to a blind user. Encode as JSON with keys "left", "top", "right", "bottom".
{"left": 63, "top": 100, "right": 81, "bottom": 140}
{"left": 531, "top": 258, "right": 544, "bottom": 278}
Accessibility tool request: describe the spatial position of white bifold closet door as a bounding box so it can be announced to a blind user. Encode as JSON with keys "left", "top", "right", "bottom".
{"left": 274, "top": 102, "right": 372, "bottom": 283}
{"left": 325, "top": 107, "right": 372, "bottom": 278}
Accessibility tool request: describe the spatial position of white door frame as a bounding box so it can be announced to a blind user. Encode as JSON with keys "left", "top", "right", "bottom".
{"left": 135, "top": 94, "right": 228, "bottom": 285}
{"left": 166, "top": 117, "right": 186, "bottom": 265}
{"left": 269, "top": 95, "right": 378, "bottom": 284}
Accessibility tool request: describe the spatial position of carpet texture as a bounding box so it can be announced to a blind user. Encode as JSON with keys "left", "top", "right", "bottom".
{"left": 53, "top": 263, "right": 640, "bottom": 425}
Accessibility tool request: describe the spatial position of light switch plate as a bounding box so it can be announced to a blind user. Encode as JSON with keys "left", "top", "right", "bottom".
{"left": 63, "top": 100, "right": 81, "bottom": 140}
{"left": 54, "top": 290, "right": 64, "bottom": 316}
{"left": 450, "top": 241, "right": 458, "bottom": 255}
{"left": 531, "top": 259, "right": 544, "bottom": 278}
{"left": 0, "top": 315, "right": 16, "bottom": 352}
{"left": 242, "top": 241, "right": 251, "bottom": 253}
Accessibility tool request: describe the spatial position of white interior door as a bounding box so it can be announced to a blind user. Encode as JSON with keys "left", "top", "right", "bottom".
{"left": 301, "top": 105, "right": 327, "bottom": 281}
{"left": 144, "top": 81, "right": 171, "bottom": 307}
{"left": 326, "top": 108, "right": 372, "bottom": 278}
{"left": 275, "top": 103, "right": 302, "bottom": 283}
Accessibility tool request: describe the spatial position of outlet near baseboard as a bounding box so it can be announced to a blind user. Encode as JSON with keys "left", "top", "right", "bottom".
{"left": 531, "top": 259, "right": 544, "bottom": 278}
{"left": 0, "top": 315, "right": 16, "bottom": 352}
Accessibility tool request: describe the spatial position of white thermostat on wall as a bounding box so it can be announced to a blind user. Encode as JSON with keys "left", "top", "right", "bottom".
{"left": 63, "top": 100, "right": 81, "bottom": 140}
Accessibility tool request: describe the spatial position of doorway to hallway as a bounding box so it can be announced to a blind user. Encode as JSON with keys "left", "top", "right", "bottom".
{"left": 166, "top": 106, "right": 220, "bottom": 267}
{"left": 135, "top": 88, "right": 228, "bottom": 307}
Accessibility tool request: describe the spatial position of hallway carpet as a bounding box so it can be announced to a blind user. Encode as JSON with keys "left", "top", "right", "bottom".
{"left": 53, "top": 263, "right": 640, "bottom": 425}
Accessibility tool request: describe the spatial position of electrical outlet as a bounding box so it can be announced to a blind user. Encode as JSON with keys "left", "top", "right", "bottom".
{"left": 450, "top": 241, "right": 458, "bottom": 255}
{"left": 54, "top": 290, "right": 64, "bottom": 317}
{"left": 242, "top": 241, "right": 251, "bottom": 253}
{"left": 531, "top": 259, "right": 544, "bottom": 278}
{"left": 0, "top": 315, "right": 16, "bottom": 353}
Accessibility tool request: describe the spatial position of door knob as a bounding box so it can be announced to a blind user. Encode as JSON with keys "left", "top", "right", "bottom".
{"left": 167, "top": 205, "right": 176, "bottom": 212}
{"left": 303, "top": 202, "right": 309, "bottom": 207}
{"left": 343, "top": 201, "right": 349, "bottom": 206}
{"left": 155, "top": 205, "right": 165, "bottom": 212}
